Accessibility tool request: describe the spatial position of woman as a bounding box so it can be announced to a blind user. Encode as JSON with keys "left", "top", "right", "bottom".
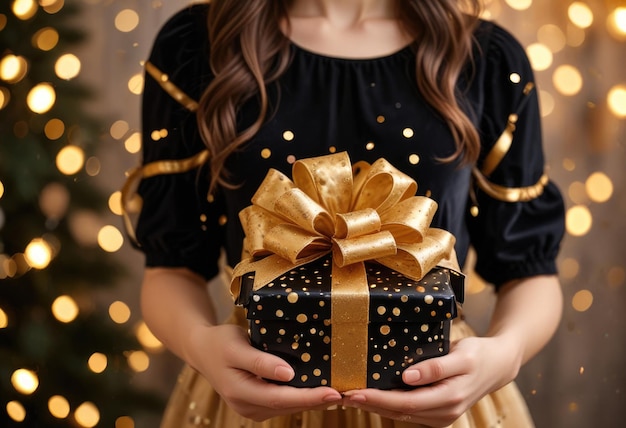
{"left": 129, "top": 0, "right": 565, "bottom": 426}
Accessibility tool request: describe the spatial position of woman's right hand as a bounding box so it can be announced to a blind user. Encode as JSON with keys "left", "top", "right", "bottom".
{"left": 187, "top": 323, "right": 343, "bottom": 421}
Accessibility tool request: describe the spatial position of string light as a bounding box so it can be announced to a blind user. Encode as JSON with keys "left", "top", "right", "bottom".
{"left": 32, "top": 27, "right": 59, "bottom": 51}
{"left": 74, "top": 402, "right": 100, "bottom": 428}
{"left": 48, "top": 395, "right": 71, "bottom": 419}
{"left": 6, "top": 401, "right": 26, "bottom": 422}
{"left": 56, "top": 145, "right": 85, "bottom": 175}
{"left": 607, "top": 85, "right": 626, "bottom": 118}
{"left": 97, "top": 225, "right": 124, "bottom": 252}
{"left": 0, "top": 307, "right": 8, "bottom": 328}
{"left": 55, "top": 53, "right": 81, "bottom": 80}
{"left": 87, "top": 352, "right": 108, "bottom": 374}
{"left": 114, "top": 9, "right": 140, "bottom": 33}
{"left": 24, "top": 238, "right": 53, "bottom": 269}
{"left": 0, "top": 54, "right": 28, "bottom": 83}
{"left": 135, "top": 321, "right": 163, "bottom": 350}
{"left": 607, "top": 7, "right": 626, "bottom": 41}
{"left": 568, "top": 2, "right": 594, "bottom": 29}
{"left": 126, "top": 350, "right": 150, "bottom": 372}
{"left": 51, "top": 295, "right": 79, "bottom": 323}
{"left": 109, "top": 300, "right": 131, "bottom": 324}
{"left": 124, "top": 132, "right": 142, "bottom": 153}
{"left": 27, "top": 83, "right": 56, "bottom": 113}
{"left": 12, "top": 0, "right": 38, "bottom": 20}
{"left": 11, "top": 368, "right": 39, "bottom": 394}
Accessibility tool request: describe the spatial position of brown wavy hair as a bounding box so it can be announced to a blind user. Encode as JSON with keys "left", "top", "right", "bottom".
{"left": 198, "top": 0, "right": 482, "bottom": 192}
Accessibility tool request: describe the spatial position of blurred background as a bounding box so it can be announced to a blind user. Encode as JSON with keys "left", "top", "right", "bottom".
{"left": 0, "top": 0, "right": 624, "bottom": 427}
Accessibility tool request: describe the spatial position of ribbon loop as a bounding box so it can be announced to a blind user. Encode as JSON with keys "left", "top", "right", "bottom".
{"left": 333, "top": 231, "right": 397, "bottom": 267}
{"left": 274, "top": 188, "right": 335, "bottom": 237}
{"left": 335, "top": 208, "right": 381, "bottom": 239}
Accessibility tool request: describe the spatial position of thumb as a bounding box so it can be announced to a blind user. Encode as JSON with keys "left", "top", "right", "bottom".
{"left": 231, "top": 338, "right": 295, "bottom": 382}
{"left": 402, "top": 354, "right": 452, "bottom": 386}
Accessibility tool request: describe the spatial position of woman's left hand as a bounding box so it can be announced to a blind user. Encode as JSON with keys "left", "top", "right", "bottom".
{"left": 342, "top": 335, "right": 521, "bottom": 427}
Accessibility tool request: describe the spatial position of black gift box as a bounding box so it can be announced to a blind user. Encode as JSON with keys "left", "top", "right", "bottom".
{"left": 238, "top": 255, "right": 464, "bottom": 390}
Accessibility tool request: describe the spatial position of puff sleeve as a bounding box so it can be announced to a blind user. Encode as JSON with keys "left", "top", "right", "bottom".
{"left": 134, "top": 5, "right": 224, "bottom": 281}
{"left": 466, "top": 22, "right": 565, "bottom": 289}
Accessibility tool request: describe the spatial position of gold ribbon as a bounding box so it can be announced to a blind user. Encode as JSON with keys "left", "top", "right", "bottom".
{"left": 231, "top": 152, "right": 457, "bottom": 391}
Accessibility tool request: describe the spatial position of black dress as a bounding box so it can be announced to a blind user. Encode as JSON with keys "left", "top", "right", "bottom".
{"left": 131, "top": 4, "right": 564, "bottom": 427}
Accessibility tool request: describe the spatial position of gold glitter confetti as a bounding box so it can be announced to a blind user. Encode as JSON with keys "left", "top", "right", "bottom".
{"left": 283, "top": 130, "right": 295, "bottom": 141}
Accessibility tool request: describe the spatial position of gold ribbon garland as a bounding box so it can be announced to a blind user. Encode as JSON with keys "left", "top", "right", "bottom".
{"left": 231, "top": 152, "right": 458, "bottom": 391}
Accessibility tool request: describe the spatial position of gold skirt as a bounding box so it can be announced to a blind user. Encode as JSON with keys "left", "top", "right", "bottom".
{"left": 160, "top": 308, "right": 534, "bottom": 428}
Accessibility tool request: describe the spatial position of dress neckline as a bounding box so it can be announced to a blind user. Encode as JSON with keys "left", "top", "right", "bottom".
{"left": 288, "top": 39, "right": 413, "bottom": 63}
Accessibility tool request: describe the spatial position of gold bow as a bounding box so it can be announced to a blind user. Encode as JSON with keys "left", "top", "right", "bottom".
{"left": 231, "top": 152, "right": 457, "bottom": 391}
{"left": 232, "top": 151, "right": 456, "bottom": 293}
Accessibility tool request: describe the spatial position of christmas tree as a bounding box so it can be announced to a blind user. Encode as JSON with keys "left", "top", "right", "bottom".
{"left": 0, "top": 0, "right": 161, "bottom": 426}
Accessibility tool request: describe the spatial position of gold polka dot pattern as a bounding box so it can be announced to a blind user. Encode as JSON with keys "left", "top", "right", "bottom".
{"left": 241, "top": 256, "right": 463, "bottom": 390}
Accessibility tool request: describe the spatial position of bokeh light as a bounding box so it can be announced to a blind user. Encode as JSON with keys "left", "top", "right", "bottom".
{"left": 135, "top": 321, "right": 163, "bottom": 350}
{"left": 0, "top": 86, "right": 10, "bottom": 110}
{"left": 108, "top": 191, "right": 123, "bottom": 215}
{"left": 52, "top": 295, "right": 79, "bottom": 323}
{"left": 505, "top": 0, "right": 532, "bottom": 11}
{"left": 572, "top": 289, "right": 594, "bottom": 312}
{"left": 55, "top": 53, "right": 81, "bottom": 80}
{"left": 115, "top": 9, "right": 140, "bottom": 33}
{"left": 24, "top": 238, "right": 52, "bottom": 269}
{"left": 74, "top": 402, "right": 100, "bottom": 428}
{"left": 88, "top": 352, "right": 108, "bottom": 374}
{"left": 12, "top": 0, "right": 38, "bottom": 20}
{"left": 97, "top": 225, "right": 124, "bottom": 252}
{"left": 0, "top": 307, "right": 8, "bottom": 328}
{"left": 526, "top": 43, "right": 553, "bottom": 71}
{"left": 568, "top": 2, "right": 594, "bottom": 29}
{"left": 607, "top": 85, "right": 626, "bottom": 118}
{"left": 40, "top": 182, "right": 70, "bottom": 219}
{"left": 124, "top": 132, "right": 142, "bottom": 153}
{"left": 559, "top": 257, "right": 580, "bottom": 280}
{"left": 0, "top": 54, "right": 28, "bottom": 83}
{"left": 85, "top": 156, "right": 101, "bottom": 176}
{"left": 585, "top": 172, "right": 613, "bottom": 203}
{"left": 27, "top": 83, "right": 56, "bottom": 113}
{"left": 109, "top": 300, "right": 131, "bottom": 324}
{"left": 68, "top": 210, "right": 101, "bottom": 246}
{"left": 127, "top": 350, "right": 150, "bottom": 372}
{"left": 127, "top": 73, "right": 143, "bottom": 95}
{"left": 48, "top": 395, "right": 71, "bottom": 419}
{"left": 11, "top": 368, "right": 39, "bottom": 395}
{"left": 537, "top": 24, "right": 566, "bottom": 53}
{"left": 56, "top": 145, "right": 85, "bottom": 175}
{"left": 41, "top": 0, "right": 64, "bottom": 14}
{"left": 6, "top": 401, "right": 26, "bottom": 422}
{"left": 553, "top": 65, "right": 583, "bottom": 96}
{"left": 568, "top": 181, "right": 588, "bottom": 205}
{"left": 116, "top": 416, "right": 136, "bottom": 428}
{"left": 44, "top": 118, "right": 65, "bottom": 140}
{"left": 566, "top": 205, "right": 592, "bottom": 237}
{"left": 32, "top": 27, "right": 59, "bottom": 51}
{"left": 607, "top": 7, "right": 626, "bottom": 41}
{"left": 110, "top": 120, "right": 129, "bottom": 140}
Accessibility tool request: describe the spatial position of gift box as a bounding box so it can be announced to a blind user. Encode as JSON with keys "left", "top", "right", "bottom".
{"left": 237, "top": 255, "right": 463, "bottom": 390}
{"left": 231, "top": 152, "right": 464, "bottom": 391}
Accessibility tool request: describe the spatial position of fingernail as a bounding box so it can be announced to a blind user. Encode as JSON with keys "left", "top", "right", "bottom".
{"left": 345, "top": 393, "right": 366, "bottom": 403}
{"left": 274, "top": 366, "right": 294, "bottom": 381}
{"left": 403, "top": 369, "right": 421, "bottom": 384}
{"left": 323, "top": 393, "right": 342, "bottom": 402}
